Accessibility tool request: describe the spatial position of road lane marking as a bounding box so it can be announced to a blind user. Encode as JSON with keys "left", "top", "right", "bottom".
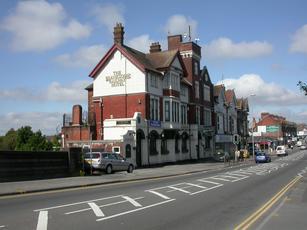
{"left": 34, "top": 195, "right": 123, "bottom": 211}
{"left": 88, "top": 202, "right": 105, "bottom": 217}
{"left": 234, "top": 176, "right": 302, "bottom": 230}
{"left": 197, "top": 179, "right": 222, "bottom": 185}
{"left": 65, "top": 197, "right": 144, "bottom": 215}
{"left": 122, "top": 196, "right": 142, "bottom": 207}
{"left": 185, "top": 183, "right": 207, "bottom": 189}
{"left": 190, "top": 184, "right": 223, "bottom": 195}
{"left": 254, "top": 196, "right": 288, "bottom": 230}
{"left": 96, "top": 199, "right": 175, "bottom": 222}
{"left": 0, "top": 226, "right": 5, "bottom": 228}
{"left": 167, "top": 186, "right": 191, "bottom": 194}
{"left": 36, "top": 211, "right": 48, "bottom": 230}
{"left": 146, "top": 190, "right": 171, "bottom": 200}
{"left": 209, "top": 177, "right": 231, "bottom": 182}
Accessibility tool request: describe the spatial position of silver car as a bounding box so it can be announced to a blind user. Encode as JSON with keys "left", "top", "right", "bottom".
{"left": 84, "top": 152, "right": 134, "bottom": 174}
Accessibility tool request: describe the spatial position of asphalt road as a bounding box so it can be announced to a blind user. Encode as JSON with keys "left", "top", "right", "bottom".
{"left": 0, "top": 150, "right": 306, "bottom": 230}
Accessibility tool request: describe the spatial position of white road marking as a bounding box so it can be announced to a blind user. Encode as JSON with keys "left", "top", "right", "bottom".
{"left": 218, "top": 175, "right": 240, "bottom": 179}
{"left": 0, "top": 226, "right": 5, "bottom": 228}
{"left": 34, "top": 195, "right": 123, "bottom": 211}
{"left": 36, "top": 211, "right": 48, "bottom": 230}
{"left": 197, "top": 179, "right": 223, "bottom": 185}
{"left": 65, "top": 197, "right": 144, "bottom": 215}
{"left": 88, "top": 202, "right": 105, "bottom": 217}
{"left": 96, "top": 199, "right": 175, "bottom": 222}
{"left": 167, "top": 186, "right": 191, "bottom": 194}
{"left": 122, "top": 196, "right": 142, "bottom": 207}
{"left": 146, "top": 190, "right": 171, "bottom": 200}
{"left": 210, "top": 177, "right": 231, "bottom": 182}
{"left": 185, "top": 183, "right": 207, "bottom": 189}
{"left": 226, "top": 172, "right": 249, "bottom": 178}
{"left": 190, "top": 184, "right": 223, "bottom": 195}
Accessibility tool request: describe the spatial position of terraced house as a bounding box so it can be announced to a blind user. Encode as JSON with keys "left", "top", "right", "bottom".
{"left": 62, "top": 23, "right": 216, "bottom": 166}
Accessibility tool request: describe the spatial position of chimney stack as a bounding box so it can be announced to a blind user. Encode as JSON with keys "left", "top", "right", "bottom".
{"left": 149, "top": 42, "right": 161, "bottom": 53}
{"left": 113, "top": 23, "right": 124, "bottom": 45}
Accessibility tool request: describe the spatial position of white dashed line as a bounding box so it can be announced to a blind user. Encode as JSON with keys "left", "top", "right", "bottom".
{"left": 65, "top": 197, "right": 144, "bottom": 215}
{"left": 34, "top": 195, "right": 123, "bottom": 212}
{"left": 146, "top": 190, "right": 171, "bottom": 200}
{"left": 197, "top": 179, "right": 222, "bottom": 185}
{"left": 88, "top": 202, "right": 105, "bottom": 217}
{"left": 36, "top": 211, "right": 48, "bottom": 230}
{"left": 122, "top": 196, "right": 142, "bottom": 207}
{"left": 167, "top": 186, "right": 191, "bottom": 194}
{"left": 96, "top": 199, "right": 175, "bottom": 222}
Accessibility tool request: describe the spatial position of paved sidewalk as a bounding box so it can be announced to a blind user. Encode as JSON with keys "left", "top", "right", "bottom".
{"left": 0, "top": 160, "right": 252, "bottom": 197}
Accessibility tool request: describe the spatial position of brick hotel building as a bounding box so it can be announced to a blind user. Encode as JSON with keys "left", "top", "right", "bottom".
{"left": 62, "top": 23, "right": 217, "bottom": 166}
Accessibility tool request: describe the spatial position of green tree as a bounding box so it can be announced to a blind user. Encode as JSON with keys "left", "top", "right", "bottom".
{"left": 15, "top": 126, "right": 52, "bottom": 151}
{"left": 298, "top": 81, "right": 307, "bottom": 95}
{"left": 0, "top": 129, "right": 17, "bottom": 150}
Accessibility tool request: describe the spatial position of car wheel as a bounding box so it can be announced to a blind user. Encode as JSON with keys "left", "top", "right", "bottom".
{"left": 127, "top": 164, "right": 134, "bottom": 173}
{"left": 106, "top": 165, "right": 112, "bottom": 174}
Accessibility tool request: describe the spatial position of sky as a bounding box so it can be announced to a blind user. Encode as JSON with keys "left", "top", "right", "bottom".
{"left": 0, "top": 0, "right": 306, "bottom": 135}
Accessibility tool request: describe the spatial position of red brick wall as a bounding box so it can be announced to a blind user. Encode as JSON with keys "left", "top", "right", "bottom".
{"left": 103, "top": 93, "right": 147, "bottom": 120}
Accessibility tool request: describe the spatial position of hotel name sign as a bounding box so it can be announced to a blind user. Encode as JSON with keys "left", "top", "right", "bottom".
{"left": 106, "top": 71, "right": 131, "bottom": 87}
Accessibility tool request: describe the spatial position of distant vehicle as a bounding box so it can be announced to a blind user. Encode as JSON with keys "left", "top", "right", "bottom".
{"left": 255, "top": 152, "right": 271, "bottom": 163}
{"left": 84, "top": 152, "right": 135, "bottom": 174}
{"left": 300, "top": 145, "right": 307, "bottom": 150}
{"left": 276, "top": 145, "right": 288, "bottom": 157}
{"left": 297, "top": 141, "right": 302, "bottom": 147}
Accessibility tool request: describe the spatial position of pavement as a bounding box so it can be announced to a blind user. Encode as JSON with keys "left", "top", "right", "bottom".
{"left": 0, "top": 159, "right": 253, "bottom": 197}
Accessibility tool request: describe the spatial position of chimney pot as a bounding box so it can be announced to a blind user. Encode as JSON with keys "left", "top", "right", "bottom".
{"left": 113, "top": 23, "right": 124, "bottom": 45}
{"left": 149, "top": 42, "right": 161, "bottom": 53}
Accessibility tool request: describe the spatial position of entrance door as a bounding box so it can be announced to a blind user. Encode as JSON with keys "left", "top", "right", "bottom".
{"left": 136, "top": 129, "right": 144, "bottom": 167}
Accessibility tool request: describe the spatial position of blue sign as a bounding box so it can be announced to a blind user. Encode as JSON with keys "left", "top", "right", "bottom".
{"left": 149, "top": 120, "right": 161, "bottom": 127}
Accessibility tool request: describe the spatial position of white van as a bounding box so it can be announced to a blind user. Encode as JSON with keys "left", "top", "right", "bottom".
{"left": 276, "top": 145, "right": 288, "bottom": 157}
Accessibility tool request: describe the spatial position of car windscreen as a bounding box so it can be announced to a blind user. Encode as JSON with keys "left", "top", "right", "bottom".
{"left": 256, "top": 153, "right": 265, "bottom": 156}
{"left": 85, "top": 153, "right": 100, "bottom": 159}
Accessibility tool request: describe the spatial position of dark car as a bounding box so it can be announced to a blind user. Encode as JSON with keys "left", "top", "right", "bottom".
{"left": 255, "top": 152, "right": 271, "bottom": 163}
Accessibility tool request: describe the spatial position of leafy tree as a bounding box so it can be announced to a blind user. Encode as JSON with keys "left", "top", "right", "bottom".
{"left": 51, "top": 135, "right": 61, "bottom": 151}
{"left": 0, "top": 129, "right": 17, "bottom": 150}
{"left": 15, "top": 126, "right": 53, "bottom": 151}
{"left": 298, "top": 81, "right": 307, "bottom": 95}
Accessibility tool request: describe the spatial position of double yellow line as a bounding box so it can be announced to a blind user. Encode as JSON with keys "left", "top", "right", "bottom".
{"left": 234, "top": 175, "right": 302, "bottom": 230}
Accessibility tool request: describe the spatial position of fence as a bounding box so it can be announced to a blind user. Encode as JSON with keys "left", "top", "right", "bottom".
{"left": 0, "top": 148, "right": 82, "bottom": 182}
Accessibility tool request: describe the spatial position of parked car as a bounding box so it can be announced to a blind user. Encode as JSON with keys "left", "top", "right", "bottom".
{"left": 276, "top": 145, "right": 288, "bottom": 157}
{"left": 84, "top": 152, "right": 135, "bottom": 174}
{"left": 300, "top": 145, "right": 307, "bottom": 150}
{"left": 255, "top": 152, "right": 271, "bottom": 163}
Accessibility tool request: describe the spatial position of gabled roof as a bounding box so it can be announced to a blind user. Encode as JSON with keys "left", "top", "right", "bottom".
{"left": 181, "top": 78, "right": 192, "bottom": 87}
{"left": 225, "top": 89, "right": 236, "bottom": 104}
{"left": 236, "top": 98, "right": 249, "bottom": 111}
{"left": 214, "top": 85, "right": 224, "bottom": 97}
{"left": 89, "top": 44, "right": 159, "bottom": 78}
{"left": 89, "top": 43, "right": 187, "bottom": 78}
{"left": 146, "top": 49, "right": 178, "bottom": 69}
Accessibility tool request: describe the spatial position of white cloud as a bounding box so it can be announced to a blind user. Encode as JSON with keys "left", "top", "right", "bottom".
{"left": 164, "top": 15, "right": 198, "bottom": 38}
{"left": 204, "top": 38, "right": 273, "bottom": 59}
{"left": 0, "top": 80, "right": 89, "bottom": 103}
{"left": 1, "top": 0, "right": 91, "bottom": 52}
{"left": 289, "top": 24, "right": 307, "bottom": 54}
{"left": 127, "top": 35, "right": 155, "bottom": 53}
{"left": 0, "top": 112, "right": 62, "bottom": 135}
{"left": 92, "top": 3, "right": 125, "bottom": 32}
{"left": 218, "top": 74, "right": 307, "bottom": 106}
{"left": 55, "top": 44, "right": 107, "bottom": 68}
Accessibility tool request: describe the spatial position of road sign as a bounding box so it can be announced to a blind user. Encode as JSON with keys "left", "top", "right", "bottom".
{"left": 266, "top": 125, "right": 279, "bottom": 133}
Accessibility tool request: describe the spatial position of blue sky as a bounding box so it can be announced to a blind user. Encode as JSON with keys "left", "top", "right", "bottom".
{"left": 0, "top": 0, "right": 307, "bottom": 135}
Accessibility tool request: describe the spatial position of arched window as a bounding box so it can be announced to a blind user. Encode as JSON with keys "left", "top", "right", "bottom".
{"left": 125, "top": 144, "right": 131, "bottom": 158}
{"left": 175, "top": 132, "right": 180, "bottom": 153}
{"left": 181, "top": 132, "right": 189, "bottom": 153}
{"left": 149, "top": 130, "right": 159, "bottom": 155}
